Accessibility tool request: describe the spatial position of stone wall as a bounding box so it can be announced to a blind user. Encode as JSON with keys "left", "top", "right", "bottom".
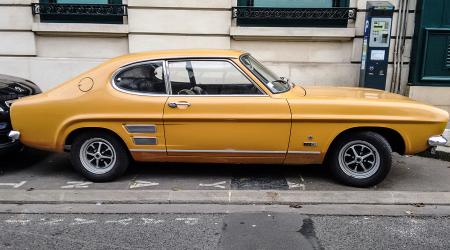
{"left": 0, "top": 0, "right": 418, "bottom": 95}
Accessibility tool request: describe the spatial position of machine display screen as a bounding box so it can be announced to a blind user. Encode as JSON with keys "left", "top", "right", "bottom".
{"left": 369, "top": 18, "right": 392, "bottom": 48}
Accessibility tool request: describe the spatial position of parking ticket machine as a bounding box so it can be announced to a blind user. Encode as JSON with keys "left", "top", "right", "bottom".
{"left": 359, "top": 1, "right": 395, "bottom": 90}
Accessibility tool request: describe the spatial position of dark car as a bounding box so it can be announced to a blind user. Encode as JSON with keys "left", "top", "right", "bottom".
{"left": 0, "top": 74, "right": 41, "bottom": 155}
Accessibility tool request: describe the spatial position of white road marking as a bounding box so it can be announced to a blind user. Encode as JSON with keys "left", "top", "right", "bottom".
{"left": 0, "top": 181, "right": 27, "bottom": 188}
{"left": 141, "top": 218, "right": 165, "bottom": 225}
{"left": 287, "top": 181, "right": 305, "bottom": 190}
{"left": 105, "top": 218, "right": 133, "bottom": 225}
{"left": 199, "top": 181, "right": 226, "bottom": 189}
{"left": 40, "top": 218, "right": 64, "bottom": 225}
{"left": 175, "top": 217, "right": 199, "bottom": 225}
{"left": 129, "top": 180, "right": 159, "bottom": 189}
{"left": 5, "top": 219, "right": 30, "bottom": 225}
{"left": 70, "top": 218, "right": 96, "bottom": 225}
{"left": 61, "top": 181, "right": 93, "bottom": 189}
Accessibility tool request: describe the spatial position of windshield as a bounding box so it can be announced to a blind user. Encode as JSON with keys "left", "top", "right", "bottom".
{"left": 240, "top": 54, "right": 290, "bottom": 94}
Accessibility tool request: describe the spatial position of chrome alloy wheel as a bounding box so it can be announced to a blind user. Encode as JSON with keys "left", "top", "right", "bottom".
{"left": 79, "top": 138, "right": 116, "bottom": 174}
{"left": 338, "top": 140, "right": 380, "bottom": 179}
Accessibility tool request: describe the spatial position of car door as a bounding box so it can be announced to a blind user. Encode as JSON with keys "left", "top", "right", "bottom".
{"left": 163, "top": 59, "right": 291, "bottom": 163}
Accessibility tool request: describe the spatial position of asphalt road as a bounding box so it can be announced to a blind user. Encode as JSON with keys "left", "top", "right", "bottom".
{"left": 0, "top": 211, "right": 449, "bottom": 249}
{"left": 0, "top": 149, "right": 450, "bottom": 192}
{"left": 1, "top": 150, "right": 450, "bottom": 249}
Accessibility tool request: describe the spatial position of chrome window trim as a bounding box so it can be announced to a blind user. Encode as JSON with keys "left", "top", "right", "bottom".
{"left": 111, "top": 57, "right": 269, "bottom": 97}
{"left": 163, "top": 60, "right": 172, "bottom": 95}
{"left": 166, "top": 58, "right": 269, "bottom": 97}
{"left": 239, "top": 53, "right": 291, "bottom": 94}
{"left": 111, "top": 59, "right": 169, "bottom": 97}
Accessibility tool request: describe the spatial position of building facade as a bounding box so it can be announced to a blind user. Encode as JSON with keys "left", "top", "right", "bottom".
{"left": 0, "top": 0, "right": 449, "bottom": 112}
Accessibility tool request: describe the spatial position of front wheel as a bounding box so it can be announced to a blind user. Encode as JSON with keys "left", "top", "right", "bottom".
{"left": 70, "top": 131, "right": 129, "bottom": 182}
{"left": 326, "top": 131, "right": 392, "bottom": 187}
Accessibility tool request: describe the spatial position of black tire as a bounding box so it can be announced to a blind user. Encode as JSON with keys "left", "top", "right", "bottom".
{"left": 70, "top": 131, "right": 129, "bottom": 182}
{"left": 326, "top": 131, "right": 392, "bottom": 187}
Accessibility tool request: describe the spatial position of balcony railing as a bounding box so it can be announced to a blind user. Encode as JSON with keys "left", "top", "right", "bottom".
{"left": 32, "top": 3, "right": 127, "bottom": 24}
{"left": 32, "top": 3, "right": 127, "bottom": 17}
{"left": 232, "top": 7, "right": 357, "bottom": 27}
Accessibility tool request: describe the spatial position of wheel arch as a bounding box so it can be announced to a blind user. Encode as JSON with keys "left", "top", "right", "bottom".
{"left": 326, "top": 126, "right": 406, "bottom": 157}
{"left": 64, "top": 127, "right": 130, "bottom": 156}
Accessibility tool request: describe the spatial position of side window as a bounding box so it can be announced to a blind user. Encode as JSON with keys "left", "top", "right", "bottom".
{"left": 168, "top": 60, "right": 264, "bottom": 95}
{"left": 114, "top": 62, "right": 166, "bottom": 94}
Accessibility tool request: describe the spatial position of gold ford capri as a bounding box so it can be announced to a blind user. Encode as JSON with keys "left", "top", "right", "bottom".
{"left": 8, "top": 50, "right": 449, "bottom": 187}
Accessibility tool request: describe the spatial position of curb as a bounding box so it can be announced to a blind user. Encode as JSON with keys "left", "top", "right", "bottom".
{"left": 1, "top": 190, "right": 450, "bottom": 205}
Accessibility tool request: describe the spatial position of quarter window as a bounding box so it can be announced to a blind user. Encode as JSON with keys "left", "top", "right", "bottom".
{"left": 168, "top": 60, "right": 264, "bottom": 95}
{"left": 114, "top": 62, "right": 166, "bottom": 94}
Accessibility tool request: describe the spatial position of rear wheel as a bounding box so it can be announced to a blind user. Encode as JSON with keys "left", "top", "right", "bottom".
{"left": 70, "top": 131, "right": 129, "bottom": 182}
{"left": 326, "top": 131, "right": 392, "bottom": 187}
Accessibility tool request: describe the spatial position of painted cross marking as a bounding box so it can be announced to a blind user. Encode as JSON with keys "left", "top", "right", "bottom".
{"left": 199, "top": 181, "right": 226, "bottom": 189}
{"left": 105, "top": 218, "right": 133, "bottom": 225}
{"left": 175, "top": 218, "right": 199, "bottom": 225}
{"left": 0, "top": 181, "right": 27, "bottom": 189}
{"left": 129, "top": 180, "right": 159, "bottom": 189}
{"left": 61, "top": 181, "right": 93, "bottom": 189}
{"left": 40, "top": 218, "right": 64, "bottom": 225}
{"left": 5, "top": 219, "right": 30, "bottom": 225}
{"left": 142, "top": 218, "right": 165, "bottom": 225}
{"left": 70, "top": 218, "right": 96, "bottom": 225}
{"left": 287, "top": 181, "right": 305, "bottom": 190}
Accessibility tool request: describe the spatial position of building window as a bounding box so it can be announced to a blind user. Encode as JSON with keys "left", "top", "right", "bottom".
{"left": 233, "top": 0, "right": 355, "bottom": 28}
{"left": 32, "top": 0, "right": 127, "bottom": 24}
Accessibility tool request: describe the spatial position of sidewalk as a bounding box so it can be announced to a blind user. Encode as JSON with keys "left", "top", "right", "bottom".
{"left": 1, "top": 189, "right": 450, "bottom": 206}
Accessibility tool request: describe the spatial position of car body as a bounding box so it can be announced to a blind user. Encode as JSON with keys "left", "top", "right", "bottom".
{"left": 0, "top": 74, "right": 41, "bottom": 155}
{"left": 8, "top": 50, "right": 449, "bottom": 186}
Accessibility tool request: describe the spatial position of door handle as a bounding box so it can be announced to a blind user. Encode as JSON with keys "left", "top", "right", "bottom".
{"left": 168, "top": 102, "right": 191, "bottom": 108}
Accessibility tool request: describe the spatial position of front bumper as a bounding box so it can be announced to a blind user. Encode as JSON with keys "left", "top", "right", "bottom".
{"left": 0, "top": 130, "right": 21, "bottom": 155}
{"left": 0, "top": 140, "right": 20, "bottom": 155}
{"left": 428, "top": 135, "right": 448, "bottom": 147}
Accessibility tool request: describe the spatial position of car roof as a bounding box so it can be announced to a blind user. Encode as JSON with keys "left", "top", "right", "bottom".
{"left": 112, "top": 49, "right": 247, "bottom": 63}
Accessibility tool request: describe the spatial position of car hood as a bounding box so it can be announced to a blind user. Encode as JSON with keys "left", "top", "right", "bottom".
{"left": 303, "top": 86, "right": 411, "bottom": 101}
